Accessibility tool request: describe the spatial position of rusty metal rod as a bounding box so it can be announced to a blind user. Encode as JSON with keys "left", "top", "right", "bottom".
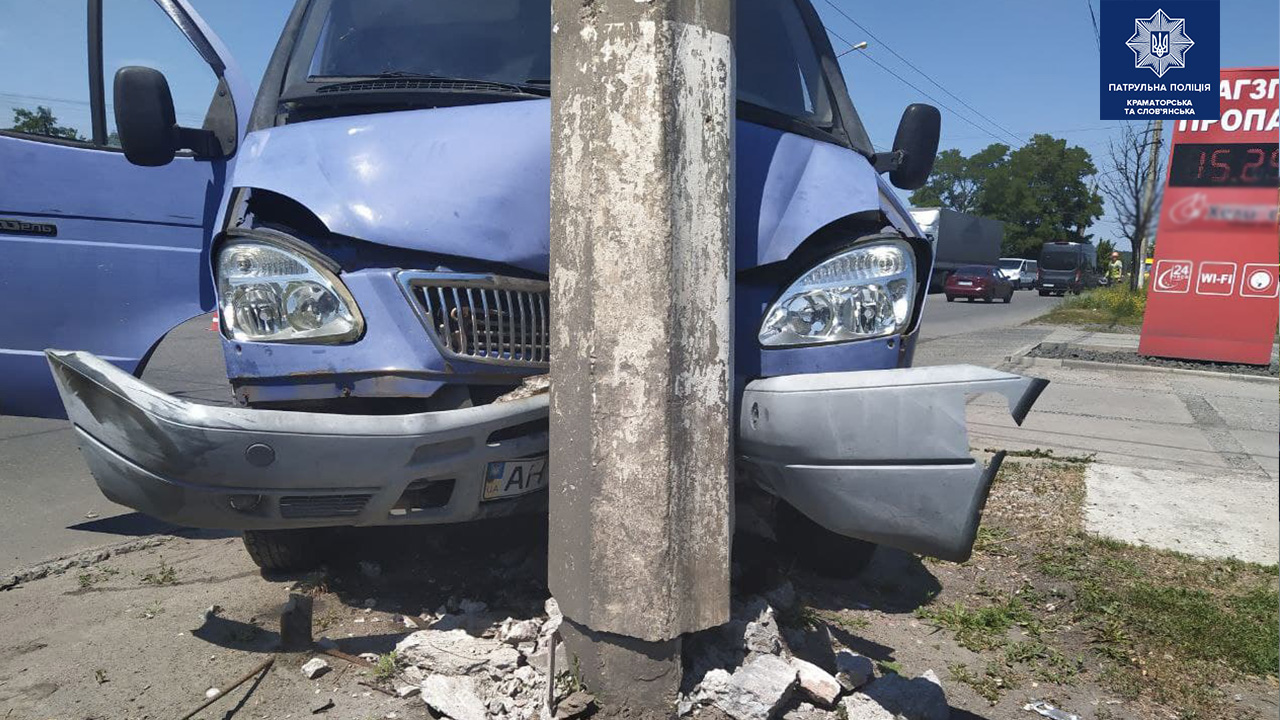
{"left": 176, "top": 655, "right": 275, "bottom": 720}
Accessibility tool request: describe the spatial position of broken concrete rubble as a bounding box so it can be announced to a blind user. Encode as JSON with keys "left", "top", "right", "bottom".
{"left": 790, "top": 657, "right": 841, "bottom": 707}
{"left": 834, "top": 650, "right": 874, "bottom": 691}
{"left": 380, "top": 593, "right": 946, "bottom": 720}
{"left": 842, "top": 670, "right": 948, "bottom": 720}
{"left": 698, "top": 655, "right": 797, "bottom": 720}
{"left": 301, "top": 657, "right": 330, "bottom": 680}
{"left": 421, "top": 675, "right": 488, "bottom": 720}
{"left": 395, "top": 628, "right": 521, "bottom": 675}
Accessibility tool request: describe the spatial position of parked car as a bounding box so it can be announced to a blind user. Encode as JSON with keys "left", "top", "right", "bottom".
{"left": 1038, "top": 241, "right": 1100, "bottom": 296}
{"left": 1, "top": 0, "right": 1045, "bottom": 575}
{"left": 945, "top": 265, "right": 1015, "bottom": 303}
{"left": 998, "top": 257, "right": 1039, "bottom": 289}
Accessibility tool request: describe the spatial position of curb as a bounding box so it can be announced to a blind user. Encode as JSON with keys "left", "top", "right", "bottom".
{"left": 2, "top": 536, "right": 171, "bottom": 591}
{"left": 1011, "top": 347, "right": 1280, "bottom": 385}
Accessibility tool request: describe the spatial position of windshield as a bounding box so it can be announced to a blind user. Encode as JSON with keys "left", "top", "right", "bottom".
{"left": 955, "top": 266, "right": 992, "bottom": 276}
{"left": 998, "top": 259, "right": 1022, "bottom": 270}
{"left": 1040, "top": 247, "right": 1081, "bottom": 271}
{"left": 287, "top": 0, "right": 550, "bottom": 89}
{"left": 274, "top": 0, "right": 849, "bottom": 136}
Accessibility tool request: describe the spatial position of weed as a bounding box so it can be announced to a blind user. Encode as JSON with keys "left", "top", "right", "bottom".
{"left": 141, "top": 600, "right": 164, "bottom": 619}
{"left": 94, "top": 669, "right": 108, "bottom": 685}
{"left": 916, "top": 593, "right": 1036, "bottom": 651}
{"left": 985, "top": 447, "right": 1095, "bottom": 464}
{"left": 76, "top": 566, "right": 119, "bottom": 589}
{"left": 972, "top": 526, "right": 1015, "bottom": 557}
{"left": 1036, "top": 286, "right": 1148, "bottom": 328}
{"left": 373, "top": 651, "right": 398, "bottom": 682}
{"left": 141, "top": 559, "right": 178, "bottom": 586}
{"left": 947, "top": 662, "right": 1011, "bottom": 703}
{"left": 875, "top": 659, "right": 902, "bottom": 675}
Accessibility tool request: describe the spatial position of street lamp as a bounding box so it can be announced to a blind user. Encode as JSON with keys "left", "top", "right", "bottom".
{"left": 838, "top": 41, "right": 868, "bottom": 57}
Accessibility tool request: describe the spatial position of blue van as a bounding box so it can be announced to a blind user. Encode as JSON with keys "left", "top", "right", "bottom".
{"left": 0, "top": 0, "right": 1044, "bottom": 572}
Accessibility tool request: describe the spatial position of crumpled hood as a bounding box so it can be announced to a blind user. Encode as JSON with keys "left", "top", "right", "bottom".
{"left": 232, "top": 99, "right": 884, "bottom": 275}
{"left": 234, "top": 100, "right": 552, "bottom": 274}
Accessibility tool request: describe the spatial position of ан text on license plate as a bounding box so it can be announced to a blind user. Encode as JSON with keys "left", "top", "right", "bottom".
{"left": 482, "top": 458, "right": 548, "bottom": 501}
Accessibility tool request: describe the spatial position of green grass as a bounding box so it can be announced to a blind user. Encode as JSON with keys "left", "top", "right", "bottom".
{"left": 1036, "top": 531, "right": 1279, "bottom": 713}
{"left": 915, "top": 590, "right": 1039, "bottom": 651}
{"left": 1036, "top": 285, "right": 1148, "bottom": 328}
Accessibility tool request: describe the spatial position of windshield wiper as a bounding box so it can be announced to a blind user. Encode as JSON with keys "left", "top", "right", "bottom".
{"left": 303, "top": 72, "right": 549, "bottom": 97}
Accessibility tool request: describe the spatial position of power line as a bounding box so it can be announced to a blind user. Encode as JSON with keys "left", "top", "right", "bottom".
{"left": 822, "top": 24, "right": 1014, "bottom": 146}
{"left": 1085, "top": 0, "right": 1102, "bottom": 51}
{"left": 819, "top": 0, "right": 1025, "bottom": 146}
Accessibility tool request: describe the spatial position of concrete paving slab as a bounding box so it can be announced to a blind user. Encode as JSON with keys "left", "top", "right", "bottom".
{"left": 1084, "top": 463, "right": 1278, "bottom": 565}
{"left": 1227, "top": 428, "right": 1280, "bottom": 481}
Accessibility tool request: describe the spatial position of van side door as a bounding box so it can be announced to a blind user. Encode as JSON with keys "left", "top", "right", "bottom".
{"left": 0, "top": 0, "right": 249, "bottom": 417}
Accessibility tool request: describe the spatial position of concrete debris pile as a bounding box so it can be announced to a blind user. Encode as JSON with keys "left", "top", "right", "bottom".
{"left": 387, "top": 597, "right": 573, "bottom": 720}
{"left": 377, "top": 584, "right": 946, "bottom": 720}
{"left": 679, "top": 584, "right": 950, "bottom": 720}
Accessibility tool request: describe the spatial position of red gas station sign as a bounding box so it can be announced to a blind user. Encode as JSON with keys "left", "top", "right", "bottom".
{"left": 1139, "top": 67, "right": 1280, "bottom": 365}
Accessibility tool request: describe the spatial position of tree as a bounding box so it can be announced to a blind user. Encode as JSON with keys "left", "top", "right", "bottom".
{"left": 979, "top": 134, "right": 1105, "bottom": 257}
{"left": 1098, "top": 123, "right": 1164, "bottom": 290}
{"left": 9, "top": 106, "right": 84, "bottom": 141}
{"left": 909, "top": 143, "right": 1009, "bottom": 213}
{"left": 1096, "top": 238, "right": 1117, "bottom": 267}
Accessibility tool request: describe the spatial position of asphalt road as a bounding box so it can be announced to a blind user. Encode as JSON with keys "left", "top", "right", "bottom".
{"left": 916, "top": 287, "right": 1063, "bottom": 343}
{"left": 0, "top": 290, "right": 1062, "bottom": 573}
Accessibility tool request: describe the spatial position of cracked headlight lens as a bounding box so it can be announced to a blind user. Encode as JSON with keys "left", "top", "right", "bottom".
{"left": 759, "top": 240, "right": 915, "bottom": 347}
{"left": 216, "top": 240, "right": 363, "bottom": 343}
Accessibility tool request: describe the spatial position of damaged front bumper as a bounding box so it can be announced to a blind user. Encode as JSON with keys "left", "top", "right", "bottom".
{"left": 48, "top": 351, "right": 1045, "bottom": 562}
{"left": 738, "top": 365, "right": 1047, "bottom": 562}
{"left": 46, "top": 351, "right": 548, "bottom": 530}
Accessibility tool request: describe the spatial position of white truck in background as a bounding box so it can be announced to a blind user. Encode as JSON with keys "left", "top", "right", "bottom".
{"left": 910, "top": 208, "right": 1004, "bottom": 290}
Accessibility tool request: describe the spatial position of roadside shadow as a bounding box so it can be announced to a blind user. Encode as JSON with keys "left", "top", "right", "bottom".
{"left": 68, "top": 512, "right": 235, "bottom": 540}
{"left": 799, "top": 547, "right": 943, "bottom": 616}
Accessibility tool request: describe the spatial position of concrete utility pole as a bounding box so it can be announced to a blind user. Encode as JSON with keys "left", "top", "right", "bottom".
{"left": 1136, "top": 118, "right": 1163, "bottom": 290}
{"left": 548, "top": 0, "right": 734, "bottom": 710}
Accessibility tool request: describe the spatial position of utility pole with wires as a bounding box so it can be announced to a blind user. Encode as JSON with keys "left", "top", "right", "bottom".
{"left": 1136, "top": 119, "right": 1163, "bottom": 290}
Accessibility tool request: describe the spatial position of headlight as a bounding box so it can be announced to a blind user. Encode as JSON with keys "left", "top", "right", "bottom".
{"left": 759, "top": 240, "right": 915, "bottom": 347}
{"left": 216, "top": 240, "right": 363, "bottom": 343}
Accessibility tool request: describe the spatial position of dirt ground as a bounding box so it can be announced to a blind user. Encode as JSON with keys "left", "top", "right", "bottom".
{"left": 1, "top": 459, "right": 1276, "bottom": 720}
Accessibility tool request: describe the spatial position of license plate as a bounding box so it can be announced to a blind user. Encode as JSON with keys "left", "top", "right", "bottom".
{"left": 482, "top": 458, "right": 548, "bottom": 500}
{"left": 957, "top": 281, "right": 973, "bottom": 286}
{"left": 1042, "top": 283, "right": 1055, "bottom": 288}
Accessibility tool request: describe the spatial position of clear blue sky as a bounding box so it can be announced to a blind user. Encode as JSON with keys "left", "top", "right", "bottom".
{"left": 2, "top": 0, "right": 1275, "bottom": 249}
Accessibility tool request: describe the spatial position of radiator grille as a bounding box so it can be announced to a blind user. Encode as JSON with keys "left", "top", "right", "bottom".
{"left": 402, "top": 274, "right": 550, "bottom": 366}
{"left": 279, "top": 494, "right": 370, "bottom": 519}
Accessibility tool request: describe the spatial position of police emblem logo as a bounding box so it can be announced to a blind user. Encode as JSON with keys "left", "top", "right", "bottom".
{"left": 1126, "top": 8, "right": 1194, "bottom": 77}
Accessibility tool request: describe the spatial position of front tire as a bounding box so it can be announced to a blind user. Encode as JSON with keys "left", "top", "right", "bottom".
{"left": 774, "top": 501, "right": 877, "bottom": 579}
{"left": 1003, "top": 291, "right": 1013, "bottom": 304}
{"left": 1038, "top": 289, "right": 1049, "bottom": 297}
{"left": 946, "top": 295, "right": 955, "bottom": 302}
{"left": 242, "top": 529, "right": 329, "bottom": 573}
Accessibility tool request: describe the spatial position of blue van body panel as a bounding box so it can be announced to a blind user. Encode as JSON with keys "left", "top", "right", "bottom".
{"left": 223, "top": 105, "right": 888, "bottom": 397}
{"left": 0, "top": 136, "right": 227, "bottom": 417}
{"left": 232, "top": 102, "right": 555, "bottom": 275}
{"left": 0, "top": 0, "right": 250, "bottom": 418}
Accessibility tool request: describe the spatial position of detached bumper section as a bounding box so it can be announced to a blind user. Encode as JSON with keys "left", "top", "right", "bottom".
{"left": 46, "top": 351, "right": 548, "bottom": 530}
{"left": 738, "top": 365, "right": 1047, "bottom": 562}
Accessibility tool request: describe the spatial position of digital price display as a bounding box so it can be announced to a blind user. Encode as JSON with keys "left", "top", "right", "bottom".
{"left": 1168, "top": 143, "right": 1280, "bottom": 187}
{"left": 1140, "top": 67, "right": 1279, "bottom": 366}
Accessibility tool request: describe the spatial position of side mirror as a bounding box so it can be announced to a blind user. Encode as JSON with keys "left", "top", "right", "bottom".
{"left": 887, "top": 103, "right": 941, "bottom": 191}
{"left": 114, "top": 66, "right": 223, "bottom": 167}
{"left": 114, "top": 67, "right": 179, "bottom": 167}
